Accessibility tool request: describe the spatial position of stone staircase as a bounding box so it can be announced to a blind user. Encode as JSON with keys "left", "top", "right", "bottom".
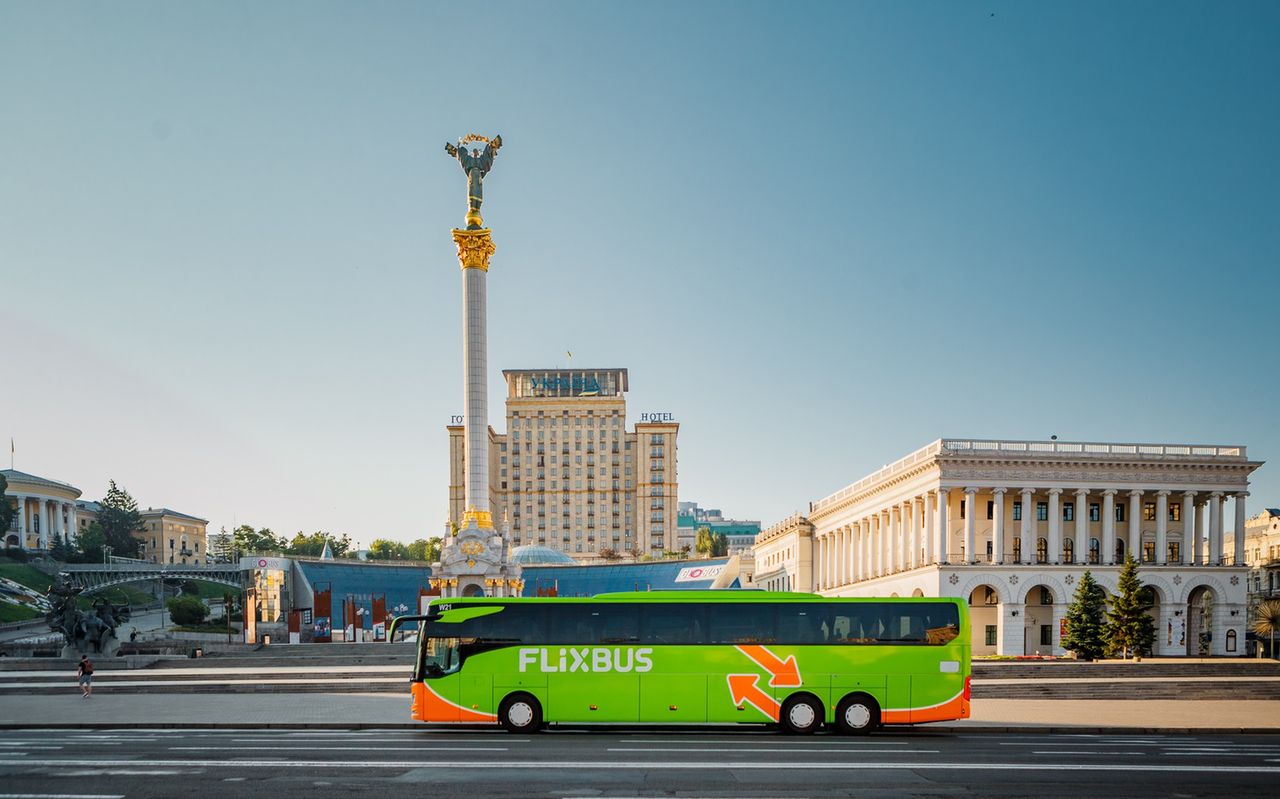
{"left": 971, "top": 659, "right": 1280, "bottom": 699}
{"left": 2, "top": 647, "right": 1277, "bottom": 697}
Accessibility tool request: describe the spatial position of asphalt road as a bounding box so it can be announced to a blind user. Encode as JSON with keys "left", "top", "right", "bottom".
{"left": 0, "top": 727, "right": 1276, "bottom": 798}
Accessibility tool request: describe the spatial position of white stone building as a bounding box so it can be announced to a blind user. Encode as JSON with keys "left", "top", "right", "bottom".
{"left": 754, "top": 438, "right": 1262, "bottom": 657}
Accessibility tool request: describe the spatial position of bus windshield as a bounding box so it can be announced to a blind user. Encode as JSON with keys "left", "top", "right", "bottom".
{"left": 419, "top": 635, "right": 460, "bottom": 678}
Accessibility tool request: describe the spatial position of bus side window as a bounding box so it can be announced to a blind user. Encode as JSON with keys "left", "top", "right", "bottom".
{"left": 639, "top": 604, "right": 705, "bottom": 644}
{"left": 777, "top": 605, "right": 828, "bottom": 644}
{"left": 707, "top": 605, "right": 776, "bottom": 644}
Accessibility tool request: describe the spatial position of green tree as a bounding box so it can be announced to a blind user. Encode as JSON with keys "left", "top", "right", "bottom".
{"left": 77, "top": 522, "right": 107, "bottom": 563}
{"left": 232, "top": 524, "right": 284, "bottom": 555}
{"left": 281, "top": 531, "right": 351, "bottom": 558}
{"left": 166, "top": 595, "right": 209, "bottom": 626}
{"left": 97, "top": 480, "right": 144, "bottom": 558}
{"left": 407, "top": 537, "right": 443, "bottom": 562}
{"left": 1062, "top": 570, "right": 1108, "bottom": 660}
{"left": 0, "top": 474, "right": 14, "bottom": 535}
{"left": 50, "top": 536, "right": 75, "bottom": 562}
{"left": 1104, "top": 554, "right": 1156, "bottom": 659}
{"left": 695, "top": 526, "right": 715, "bottom": 555}
{"left": 368, "top": 538, "right": 410, "bottom": 560}
{"left": 1254, "top": 599, "right": 1280, "bottom": 659}
{"left": 208, "top": 527, "right": 235, "bottom": 562}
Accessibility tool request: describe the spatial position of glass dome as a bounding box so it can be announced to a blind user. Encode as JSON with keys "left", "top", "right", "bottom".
{"left": 510, "top": 544, "right": 577, "bottom": 565}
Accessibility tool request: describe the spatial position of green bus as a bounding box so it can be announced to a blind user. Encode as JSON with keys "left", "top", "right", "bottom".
{"left": 388, "top": 591, "right": 970, "bottom": 734}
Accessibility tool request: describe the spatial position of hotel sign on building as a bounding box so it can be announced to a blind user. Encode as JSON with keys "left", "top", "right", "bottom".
{"left": 448, "top": 368, "right": 679, "bottom": 559}
{"left": 754, "top": 438, "right": 1262, "bottom": 658}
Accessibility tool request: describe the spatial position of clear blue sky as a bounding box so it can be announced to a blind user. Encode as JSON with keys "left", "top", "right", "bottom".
{"left": 3, "top": 1, "right": 1277, "bottom": 545}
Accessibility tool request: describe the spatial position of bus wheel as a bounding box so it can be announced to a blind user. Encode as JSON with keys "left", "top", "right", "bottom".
{"left": 836, "top": 693, "right": 880, "bottom": 735}
{"left": 498, "top": 692, "right": 542, "bottom": 734}
{"left": 779, "top": 693, "right": 824, "bottom": 735}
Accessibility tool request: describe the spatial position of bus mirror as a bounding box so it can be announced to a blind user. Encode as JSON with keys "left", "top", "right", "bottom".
{"left": 387, "top": 614, "right": 430, "bottom": 642}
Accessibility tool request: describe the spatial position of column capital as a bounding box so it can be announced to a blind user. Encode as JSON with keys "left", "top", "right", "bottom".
{"left": 991, "top": 487, "right": 1008, "bottom": 496}
{"left": 1101, "top": 489, "right": 1118, "bottom": 497}
{"left": 1234, "top": 491, "right": 1250, "bottom": 498}
{"left": 1182, "top": 490, "right": 1197, "bottom": 499}
{"left": 1155, "top": 489, "right": 1171, "bottom": 497}
{"left": 452, "top": 228, "right": 495, "bottom": 271}
{"left": 937, "top": 487, "right": 950, "bottom": 496}
{"left": 964, "top": 487, "right": 978, "bottom": 496}
{"left": 1209, "top": 491, "right": 1225, "bottom": 499}
{"left": 1020, "top": 487, "right": 1035, "bottom": 496}
{"left": 1128, "top": 489, "right": 1144, "bottom": 498}
{"left": 1074, "top": 488, "right": 1089, "bottom": 497}
{"left": 1047, "top": 488, "right": 1063, "bottom": 496}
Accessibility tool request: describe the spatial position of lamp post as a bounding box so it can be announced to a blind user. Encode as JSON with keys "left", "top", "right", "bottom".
{"left": 103, "top": 545, "right": 113, "bottom": 565}
{"left": 355, "top": 606, "right": 366, "bottom": 643}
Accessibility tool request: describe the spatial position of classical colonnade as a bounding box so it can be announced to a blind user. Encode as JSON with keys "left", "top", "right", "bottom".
{"left": 6, "top": 496, "right": 78, "bottom": 550}
{"left": 814, "top": 487, "right": 1248, "bottom": 591}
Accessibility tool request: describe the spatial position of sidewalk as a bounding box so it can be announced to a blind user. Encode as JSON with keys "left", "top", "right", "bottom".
{"left": 1, "top": 693, "right": 1277, "bottom": 733}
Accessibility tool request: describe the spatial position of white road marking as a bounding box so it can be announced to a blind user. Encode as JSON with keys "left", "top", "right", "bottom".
{"left": 3, "top": 758, "right": 1276, "bottom": 773}
{"left": 0, "top": 794, "right": 125, "bottom": 798}
{"left": 608, "top": 747, "right": 937, "bottom": 754}
{"left": 170, "top": 746, "right": 508, "bottom": 752}
{"left": 1031, "top": 751, "right": 1148, "bottom": 756}
{"left": 621, "top": 738, "right": 909, "bottom": 745}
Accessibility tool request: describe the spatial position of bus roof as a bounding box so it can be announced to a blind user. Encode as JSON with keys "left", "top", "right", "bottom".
{"left": 429, "top": 592, "right": 962, "bottom": 604}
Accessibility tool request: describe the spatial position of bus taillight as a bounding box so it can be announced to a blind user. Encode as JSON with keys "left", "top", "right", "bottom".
{"left": 963, "top": 676, "right": 972, "bottom": 701}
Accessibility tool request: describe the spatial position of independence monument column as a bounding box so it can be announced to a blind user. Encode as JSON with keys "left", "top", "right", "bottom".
{"left": 432, "top": 133, "right": 521, "bottom": 599}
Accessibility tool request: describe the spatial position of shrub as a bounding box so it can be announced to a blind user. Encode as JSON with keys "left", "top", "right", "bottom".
{"left": 166, "top": 595, "right": 209, "bottom": 627}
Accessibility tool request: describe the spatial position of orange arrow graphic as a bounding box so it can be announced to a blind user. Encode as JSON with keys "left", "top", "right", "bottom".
{"left": 727, "top": 673, "right": 780, "bottom": 721}
{"left": 736, "top": 645, "right": 802, "bottom": 687}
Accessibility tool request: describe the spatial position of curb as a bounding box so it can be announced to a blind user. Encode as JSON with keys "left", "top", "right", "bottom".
{"left": 2, "top": 722, "right": 1278, "bottom": 735}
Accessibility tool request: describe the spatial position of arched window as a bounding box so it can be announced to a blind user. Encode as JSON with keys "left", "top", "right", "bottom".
{"left": 1089, "top": 537, "right": 1100, "bottom": 565}
{"left": 1063, "top": 538, "right": 1074, "bottom": 564}
{"left": 1226, "top": 629, "right": 1238, "bottom": 653}
{"left": 1036, "top": 537, "right": 1048, "bottom": 564}
{"left": 1115, "top": 538, "right": 1126, "bottom": 562}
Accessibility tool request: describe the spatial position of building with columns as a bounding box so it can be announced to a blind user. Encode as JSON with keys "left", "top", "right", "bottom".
{"left": 2, "top": 469, "right": 82, "bottom": 551}
{"left": 753, "top": 438, "right": 1262, "bottom": 657}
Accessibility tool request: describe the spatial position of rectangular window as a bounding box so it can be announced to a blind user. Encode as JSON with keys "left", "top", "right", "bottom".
{"left": 1143, "top": 502, "right": 1157, "bottom": 521}
{"left": 1169, "top": 504, "right": 1181, "bottom": 522}
{"left": 1063, "top": 502, "right": 1074, "bottom": 522}
{"left": 986, "top": 501, "right": 994, "bottom": 521}
{"left": 1036, "top": 502, "right": 1048, "bottom": 521}
{"left": 1115, "top": 504, "right": 1126, "bottom": 522}
{"left": 1013, "top": 502, "right": 1022, "bottom": 521}
{"left": 1040, "top": 625, "right": 1052, "bottom": 647}
{"left": 985, "top": 625, "right": 997, "bottom": 646}
{"left": 959, "top": 500, "right": 965, "bottom": 520}
{"left": 1089, "top": 503, "right": 1100, "bottom": 522}
{"left": 1143, "top": 542, "right": 1156, "bottom": 562}
{"left": 1168, "top": 542, "right": 1181, "bottom": 563}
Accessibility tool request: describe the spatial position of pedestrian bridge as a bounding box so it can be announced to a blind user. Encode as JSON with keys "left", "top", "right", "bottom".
{"left": 56, "top": 563, "right": 244, "bottom": 594}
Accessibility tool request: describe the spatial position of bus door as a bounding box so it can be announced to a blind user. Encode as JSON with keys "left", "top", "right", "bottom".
{"left": 639, "top": 604, "right": 708, "bottom": 722}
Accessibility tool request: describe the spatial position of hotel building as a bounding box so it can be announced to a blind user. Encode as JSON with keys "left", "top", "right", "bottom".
{"left": 754, "top": 438, "right": 1262, "bottom": 657}
{"left": 448, "top": 368, "right": 679, "bottom": 558}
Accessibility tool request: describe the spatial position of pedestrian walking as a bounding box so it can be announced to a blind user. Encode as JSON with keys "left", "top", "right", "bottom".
{"left": 77, "top": 655, "right": 93, "bottom": 698}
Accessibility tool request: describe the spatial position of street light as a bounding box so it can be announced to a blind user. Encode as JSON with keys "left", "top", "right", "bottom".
{"left": 103, "top": 545, "right": 113, "bottom": 565}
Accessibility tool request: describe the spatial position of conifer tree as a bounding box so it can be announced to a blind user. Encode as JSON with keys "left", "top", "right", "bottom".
{"left": 1104, "top": 554, "right": 1156, "bottom": 659}
{"left": 1062, "top": 570, "right": 1107, "bottom": 660}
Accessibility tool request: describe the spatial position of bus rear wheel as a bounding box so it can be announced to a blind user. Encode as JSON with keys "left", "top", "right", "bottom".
{"left": 835, "top": 693, "right": 880, "bottom": 735}
{"left": 779, "top": 693, "right": 824, "bottom": 735}
{"left": 498, "top": 692, "right": 543, "bottom": 733}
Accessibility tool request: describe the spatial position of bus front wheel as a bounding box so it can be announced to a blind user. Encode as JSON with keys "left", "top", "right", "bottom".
{"left": 779, "top": 693, "right": 824, "bottom": 735}
{"left": 498, "top": 692, "right": 543, "bottom": 734}
{"left": 835, "top": 693, "right": 880, "bottom": 735}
